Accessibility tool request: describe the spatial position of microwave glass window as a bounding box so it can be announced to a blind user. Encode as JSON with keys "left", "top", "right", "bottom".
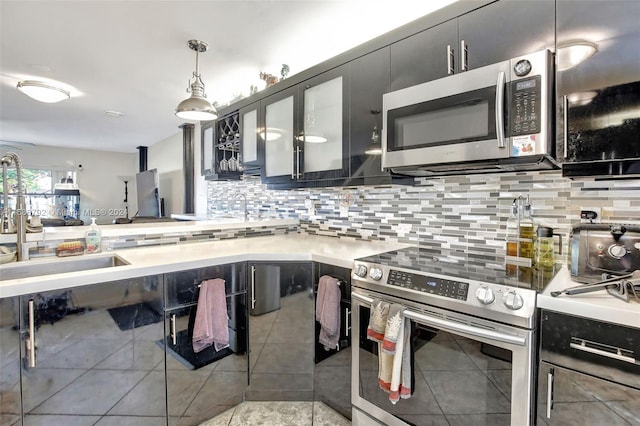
{"left": 395, "top": 101, "right": 489, "bottom": 149}
{"left": 387, "top": 85, "right": 497, "bottom": 151}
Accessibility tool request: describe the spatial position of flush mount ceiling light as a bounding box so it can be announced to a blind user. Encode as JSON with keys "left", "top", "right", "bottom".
{"left": 557, "top": 41, "right": 598, "bottom": 71}
{"left": 16, "top": 80, "right": 70, "bottom": 103}
{"left": 175, "top": 39, "right": 217, "bottom": 121}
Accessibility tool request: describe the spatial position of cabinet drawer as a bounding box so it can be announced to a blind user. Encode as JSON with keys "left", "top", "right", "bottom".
{"left": 165, "top": 263, "right": 246, "bottom": 309}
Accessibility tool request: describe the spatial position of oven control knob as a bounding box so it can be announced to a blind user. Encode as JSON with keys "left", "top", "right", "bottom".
{"left": 354, "top": 264, "right": 368, "bottom": 278}
{"left": 476, "top": 286, "right": 495, "bottom": 305}
{"left": 608, "top": 244, "right": 627, "bottom": 259}
{"left": 503, "top": 290, "right": 524, "bottom": 310}
{"left": 369, "top": 267, "right": 383, "bottom": 281}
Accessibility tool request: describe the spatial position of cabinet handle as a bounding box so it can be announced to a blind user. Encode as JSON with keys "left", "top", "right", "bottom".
{"left": 251, "top": 265, "right": 256, "bottom": 310}
{"left": 27, "top": 299, "right": 36, "bottom": 368}
{"left": 447, "top": 45, "right": 455, "bottom": 75}
{"left": 546, "top": 368, "right": 554, "bottom": 419}
{"left": 460, "top": 40, "right": 468, "bottom": 71}
{"left": 563, "top": 95, "right": 569, "bottom": 159}
{"left": 570, "top": 337, "right": 638, "bottom": 364}
{"left": 495, "top": 71, "right": 506, "bottom": 148}
{"left": 345, "top": 307, "right": 351, "bottom": 337}
{"left": 295, "top": 146, "right": 302, "bottom": 180}
{"left": 170, "top": 314, "right": 177, "bottom": 346}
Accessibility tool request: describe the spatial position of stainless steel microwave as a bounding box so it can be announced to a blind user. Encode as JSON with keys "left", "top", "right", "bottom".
{"left": 382, "top": 49, "right": 557, "bottom": 176}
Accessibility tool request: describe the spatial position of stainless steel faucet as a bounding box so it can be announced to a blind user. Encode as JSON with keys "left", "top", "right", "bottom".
{"left": 234, "top": 193, "right": 248, "bottom": 218}
{"left": 1, "top": 152, "right": 27, "bottom": 261}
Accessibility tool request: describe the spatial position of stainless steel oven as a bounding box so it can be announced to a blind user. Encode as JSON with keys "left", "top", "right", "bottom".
{"left": 382, "top": 49, "right": 555, "bottom": 176}
{"left": 351, "top": 247, "right": 555, "bottom": 426}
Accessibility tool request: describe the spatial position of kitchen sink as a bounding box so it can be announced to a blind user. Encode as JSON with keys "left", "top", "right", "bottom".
{"left": 0, "top": 254, "right": 130, "bottom": 281}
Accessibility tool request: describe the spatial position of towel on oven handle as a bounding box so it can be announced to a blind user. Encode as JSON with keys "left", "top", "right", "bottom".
{"left": 378, "top": 303, "right": 413, "bottom": 404}
{"left": 367, "top": 298, "right": 390, "bottom": 342}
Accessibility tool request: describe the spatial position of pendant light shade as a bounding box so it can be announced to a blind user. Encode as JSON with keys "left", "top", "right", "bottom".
{"left": 17, "top": 80, "right": 70, "bottom": 103}
{"left": 175, "top": 40, "right": 217, "bottom": 121}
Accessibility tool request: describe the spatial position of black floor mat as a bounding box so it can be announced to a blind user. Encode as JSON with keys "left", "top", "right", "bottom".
{"left": 156, "top": 329, "right": 233, "bottom": 370}
{"left": 107, "top": 302, "right": 162, "bottom": 331}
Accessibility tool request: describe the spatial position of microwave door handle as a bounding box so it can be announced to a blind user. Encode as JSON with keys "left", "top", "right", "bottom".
{"left": 563, "top": 95, "right": 569, "bottom": 159}
{"left": 495, "top": 71, "right": 506, "bottom": 148}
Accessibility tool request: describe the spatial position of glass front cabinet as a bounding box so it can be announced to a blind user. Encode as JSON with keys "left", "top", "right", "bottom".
{"left": 260, "top": 65, "right": 349, "bottom": 187}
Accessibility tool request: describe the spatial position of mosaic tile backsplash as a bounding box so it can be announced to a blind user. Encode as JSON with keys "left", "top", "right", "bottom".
{"left": 208, "top": 172, "right": 640, "bottom": 263}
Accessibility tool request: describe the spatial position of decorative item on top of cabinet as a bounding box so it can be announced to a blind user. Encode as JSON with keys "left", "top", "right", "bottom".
{"left": 389, "top": 0, "right": 554, "bottom": 91}
{"left": 201, "top": 112, "right": 242, "bottom": 181}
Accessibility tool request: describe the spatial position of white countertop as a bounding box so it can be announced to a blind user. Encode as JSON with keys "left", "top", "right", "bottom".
{"left": 538, "top": 266, "right": 640, "bottom": 329}
{"left": 0, "top": 234, "right": 410, "bottom": 298}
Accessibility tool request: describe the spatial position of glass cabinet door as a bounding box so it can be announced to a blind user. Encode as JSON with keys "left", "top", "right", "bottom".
{"left": 302, "top": 76, "right": 343, "bottom": 173}
{"left": 19, "top": 276, "right": 166, "bottom": 424}
{"left": 263, "top": 88, "right": 296, "bottom": 180}
{"left": 300, "top": 65, "right": 349, "bottom": 182}
{"left": 240, "top": 102, "right": 260, "bottom": 169}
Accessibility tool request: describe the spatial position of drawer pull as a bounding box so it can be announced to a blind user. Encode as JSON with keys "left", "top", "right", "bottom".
{"left": 570, "top": 337, "right": 638, "bottom": 365}
{"left": 27, "top": 299, "right": 36, "bottom": 368}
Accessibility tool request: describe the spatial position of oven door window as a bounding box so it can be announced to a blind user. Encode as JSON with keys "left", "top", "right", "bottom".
{"left": 386, "top": 86, "right": 497, "bottom": 151}
{"left": 357, "top": 305, "right": 513, "bottom": 424}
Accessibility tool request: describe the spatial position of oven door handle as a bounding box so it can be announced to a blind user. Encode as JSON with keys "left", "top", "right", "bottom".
{"left": 352, "top": 292, "right": 526, "bottom": 347}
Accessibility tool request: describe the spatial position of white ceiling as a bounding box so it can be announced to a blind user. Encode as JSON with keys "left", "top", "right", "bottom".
{"left": 0, "top": 0, "right": 458, "bottom": 153}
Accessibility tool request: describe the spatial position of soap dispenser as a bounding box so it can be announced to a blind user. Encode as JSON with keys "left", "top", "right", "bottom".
{"left": 85, "top": 217, "right": 102, "bottom": 254}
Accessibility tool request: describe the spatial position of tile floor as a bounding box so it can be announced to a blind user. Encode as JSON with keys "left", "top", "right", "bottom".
{"left": 199, "top": 401, "right": 350, "bottom": 426}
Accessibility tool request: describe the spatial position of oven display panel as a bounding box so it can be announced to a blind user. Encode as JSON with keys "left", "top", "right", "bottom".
{"left": 387, "top": 269, "right": 469, "bottom": 300}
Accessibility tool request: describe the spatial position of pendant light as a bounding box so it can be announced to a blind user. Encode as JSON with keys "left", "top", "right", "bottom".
{"left": 17, "top": 80, "right": 70, "bottom": 103}
{"left": 175, "top": 40, "right": 217, "bottom": 121}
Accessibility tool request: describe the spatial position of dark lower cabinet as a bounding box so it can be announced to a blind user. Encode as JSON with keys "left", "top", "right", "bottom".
{"left": 18, "top": 276, "right": 166, "bottom": 424}
{"left": 312, "top": 262, "right": 353, "bottom": 420}
{"left": 163, "top": 263, "right": 248, "bottom": 425}
{"left": 0, "top": 297, "right": 21, "bottom": 425}
{"left": 537, "top": 363, "right": 640, "bottom": 425}
{"left": 246, "top": 262, "right": 314, "bottom": 401}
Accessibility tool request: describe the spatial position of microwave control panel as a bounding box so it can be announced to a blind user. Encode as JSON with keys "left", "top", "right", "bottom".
{"left": 509, "top": 75, "right": 541, "bottom": 136}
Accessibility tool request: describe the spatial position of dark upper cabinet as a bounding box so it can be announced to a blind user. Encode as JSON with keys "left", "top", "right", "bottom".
{"left": 557, "top": 0, "right": 640, "bottom": 178}
{"left": 238, "top": 101, "right": 262, "bottom": 175}
{"left": 390, "top": 0, "right": 554, "bottom": 91}
{"left": 201, "top": 112, "right": 242, "bottom": 181}
{"left": 457, "top": 0, "right": 555, "bottom": 70}
{"left": 261, "top": 65, "right": 350, "bottom": 187}
{"left": 390, "top": 19, "right": 458, "bottom": 91}
{"left": 349, "top": 47, "right": 412, "bottom": 185}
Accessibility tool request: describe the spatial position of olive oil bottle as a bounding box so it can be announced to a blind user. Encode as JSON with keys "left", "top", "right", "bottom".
{"left": 518, "top": 197, "right": 534, "bottom": 269}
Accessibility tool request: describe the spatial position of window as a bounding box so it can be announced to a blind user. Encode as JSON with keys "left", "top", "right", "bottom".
{"left": 0, "top": 168, "right": 54, "bottom": 217}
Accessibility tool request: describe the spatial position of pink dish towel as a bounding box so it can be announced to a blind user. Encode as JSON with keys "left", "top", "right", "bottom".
{"left": 316, "top": 275, "right": 341, "bottom": 350}
{"left": 192, "top": 278, "right": 229, "bottom": 353}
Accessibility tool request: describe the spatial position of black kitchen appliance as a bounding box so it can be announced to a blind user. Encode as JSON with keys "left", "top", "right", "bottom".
{"left": 569, "top": 223, "right": 640, "bottom": 283}
{"left": 351, "top": 247, "right": 558, "bottom": 426}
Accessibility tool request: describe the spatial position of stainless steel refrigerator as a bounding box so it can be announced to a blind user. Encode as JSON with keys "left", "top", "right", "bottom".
{"left": 249, "top": 264, "right": 281, "bottom": 316}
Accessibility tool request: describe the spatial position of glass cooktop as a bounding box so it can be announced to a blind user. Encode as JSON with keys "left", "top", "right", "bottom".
{"left": 356, "top": 246, "right": 559, "bottom": 292}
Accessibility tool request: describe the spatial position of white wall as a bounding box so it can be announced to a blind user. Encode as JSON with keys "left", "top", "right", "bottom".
{"left": 5, "top": 145, "right": 137, "bottom": 225}
{"left": 147, "top": 130, "right": 183, "bottom": 217}
{"left": 147, "top": 123, "right": 206, "bottom": 217}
